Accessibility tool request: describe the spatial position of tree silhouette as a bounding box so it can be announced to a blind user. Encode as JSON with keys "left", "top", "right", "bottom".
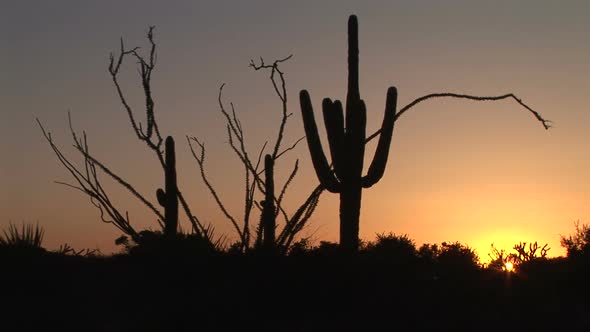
{"left": 188, "top": 56, "right": 323, "bottom": 254}
{"left": 561, "top": 220, "right": 590, "bottom": 257}
{"left": 299, "top": 15, "right": 551, "bottom": 253}
{"left": 38, "top": 27, "right": 215, "bottom": 246}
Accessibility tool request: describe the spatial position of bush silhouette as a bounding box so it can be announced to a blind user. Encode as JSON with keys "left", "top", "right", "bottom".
{"left": 363, "top": 233, "right": 417, "bottom": 264}
{"left": 287, "top": 238, "right": 313, "bottom": 257}
{"left": 117, "top": 230, "right": 218, "bottom": 258}
{"left": 436, "top": 241, "right": 480, "bottom": 277}
{"left": 560, "top": 221, "right": 590, "bottom": 258}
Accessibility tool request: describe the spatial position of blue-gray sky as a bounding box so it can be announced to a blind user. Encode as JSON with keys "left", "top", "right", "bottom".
{"left": 1, "top": 0, "right": 589, "bottom": 257}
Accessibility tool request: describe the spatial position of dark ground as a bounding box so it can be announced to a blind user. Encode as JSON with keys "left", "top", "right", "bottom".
{"left": 3, "top": 249, "right": 590, "bottom": 332}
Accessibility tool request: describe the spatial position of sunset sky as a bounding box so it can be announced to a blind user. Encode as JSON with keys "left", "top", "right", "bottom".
{"left": 2, "top": 0, "right": 589, "bottom": 259}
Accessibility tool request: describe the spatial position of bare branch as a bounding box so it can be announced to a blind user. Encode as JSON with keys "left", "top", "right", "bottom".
{"left": 109, "top": 26, "right": 163, "bottom": 163}
{"left": 366, "top": 92, "right": 551, "bottom": 143}
{"left": 107, "top": 27, "right": 208, "bottom": 237}
{"left": 187, "top": 136, "right": 245, "bottom": 243}
{"left": 276, "top": 160, "right": 299, "bottom": 219}
{"left": 37, "top": 118, "right": 140, "bottom": 240}
{"left": 276, "top": 136, "right": 305, "bottom": 160}
{"left": 250, "top": 55, "right": 293, "bottom": 158}
{"left": 278, "top": 184, "right": 324, "bottom": 251}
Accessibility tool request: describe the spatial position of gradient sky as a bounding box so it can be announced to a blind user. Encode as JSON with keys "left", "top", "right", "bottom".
{"left": 2, "top": 0, "right": 589, "bottom": 259}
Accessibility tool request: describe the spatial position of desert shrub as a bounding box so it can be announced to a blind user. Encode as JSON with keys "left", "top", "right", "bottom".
{"left": 560, "top": 221, "right": 590, "bottom": 258}
{"left": 511, "top": 241, "right": 549, "bottom": 264}
{"left": 226, "top": 241, "right": 245, "bottom": 256}
{"left": 302, "top": 241, "right": 340, "bottom": 257}
{"left": 116, "top": 230, "right": 218, "bottom": 257}
{"left": 488, "top": 241, "right": 550, "bottom": 273}
{"left": 363, "top": 233, "right": 417, "bottom": 264}
{"left": 54, "top": 243, "right": 101, "bottom": 257}
{"left": 437, "top": 241, "right": 480, "bottom": 273}
{"left": 288, "top": 238, "right": 314, "bottom": 257}
{"left": 487, "top": 243, "right": 511, "bottom": 271}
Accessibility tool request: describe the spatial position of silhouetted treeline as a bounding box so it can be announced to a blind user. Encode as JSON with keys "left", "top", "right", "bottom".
{"left": 2, "top": 229, "right": 590, "bottom": 331}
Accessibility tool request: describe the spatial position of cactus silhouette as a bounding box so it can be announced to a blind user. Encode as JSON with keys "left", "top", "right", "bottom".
{"left": 260, "top": 154, "right": 277, "bottom": 251}
{"left": 299, "top": 15, "right": 397, "bottom": 253}
{"left": 156, "top": 136, "right": 179, "bottom": 236}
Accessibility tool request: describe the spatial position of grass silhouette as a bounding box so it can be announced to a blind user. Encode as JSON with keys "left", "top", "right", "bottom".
{"left": 0, "top": 222, "right": 45, "bottom": 250}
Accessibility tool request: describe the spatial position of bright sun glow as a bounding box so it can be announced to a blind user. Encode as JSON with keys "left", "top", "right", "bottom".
{"left": 504, "top": 262, "right": 514, "bottom": 272}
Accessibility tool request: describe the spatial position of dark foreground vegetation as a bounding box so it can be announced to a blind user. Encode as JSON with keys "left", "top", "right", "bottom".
{"left": 2, "top": 226, "right": 590, "bottom": 332}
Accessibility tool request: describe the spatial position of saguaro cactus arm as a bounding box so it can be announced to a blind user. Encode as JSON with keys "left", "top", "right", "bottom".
{"left": 344, "top": 98, "right": 367, "bottom": 179}
{"left": 322, "top": 99, "right": 346, "bottom": 180}
{"left": 300, "top": 90, "right": 341, "bottom": 193}
{"left": 363, "top": 86, "right": 398, "bottom": 188}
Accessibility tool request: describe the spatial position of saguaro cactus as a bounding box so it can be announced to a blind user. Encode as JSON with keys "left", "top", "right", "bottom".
{"left": 260, "top": 154, "right": 277, "bottom": 251}
{"left": 157, "top": 136, "right": 179, "bottom": 236}
{"left": 299, "top": 15, "right": 397, "bottom": 253}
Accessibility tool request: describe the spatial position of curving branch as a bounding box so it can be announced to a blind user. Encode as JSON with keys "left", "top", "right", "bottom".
{"left": 366, "top": 92, "right": 551, "bottom": 143}
{"left": 187, "top": 137, "right": 245, "bottom": 244}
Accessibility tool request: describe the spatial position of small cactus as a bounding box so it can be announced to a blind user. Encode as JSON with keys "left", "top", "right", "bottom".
{"left": 299, "top": 15, "right": 397, "bottom": 253}
{"left": 157, "top": 136, "right": 179, "bottom": 236}
{"left": 260, "top": 154, "right": 276, "bottom": 251}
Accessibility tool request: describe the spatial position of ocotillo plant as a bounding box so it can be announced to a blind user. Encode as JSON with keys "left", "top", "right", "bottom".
{"left": 260, "top": 154, "right": 277, "bottom": 251}
{"left": 299, "top": 15, "right": 397, "bottom": 253}
{"left": 156, "top": 136, "right": 179, "bottom": 236}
